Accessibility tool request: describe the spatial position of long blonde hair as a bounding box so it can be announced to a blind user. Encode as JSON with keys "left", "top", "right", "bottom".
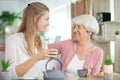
{"left": 17, "top": 2, "right": 49, "bottom": 55}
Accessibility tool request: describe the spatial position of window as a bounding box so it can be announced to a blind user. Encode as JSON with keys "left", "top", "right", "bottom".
{"left": 45, "top": 4, "right": 72, "bottom": 43}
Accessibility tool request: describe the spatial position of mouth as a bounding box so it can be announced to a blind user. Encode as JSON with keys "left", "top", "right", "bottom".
{"left": 44, "top": 26, "right": 47, "bottom": 28}
{"left": 74, "top": 32, "right": 80, "bottom": 36}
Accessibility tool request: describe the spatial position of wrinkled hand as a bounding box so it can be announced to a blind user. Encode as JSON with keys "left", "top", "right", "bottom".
{"left": 36, "top": 49, "right": 58, "bottom": 60}
{"left": 86, "top": 68, "right": 91, "bottom": 76}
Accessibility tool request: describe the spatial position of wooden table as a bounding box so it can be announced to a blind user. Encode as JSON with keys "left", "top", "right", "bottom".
{"left": 13, "top": 74, "right": 120, "bottom": 80}
{"left": 65, "top": 74, "right": 120, "bottom": 80}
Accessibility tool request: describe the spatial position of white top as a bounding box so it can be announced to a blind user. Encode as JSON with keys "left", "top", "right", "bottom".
{"left": 5, "top": 33, "right": 48, "bottom": 79}
{"left": 65, "top": 54, "right": 85, "bottom": 77}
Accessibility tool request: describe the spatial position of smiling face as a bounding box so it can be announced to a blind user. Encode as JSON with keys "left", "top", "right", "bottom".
{"left": 37, "top": 11, "right": 49, "bottom": 32}
{"left": 72, "top": 24, "right": 92, "bottom": 42}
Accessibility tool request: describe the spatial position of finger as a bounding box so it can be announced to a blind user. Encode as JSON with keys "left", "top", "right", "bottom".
{"left": 46, "top": 51, "right": 58, "bottom": 55}
{"left": 44, "top": 53, "right": 56, "bottom": 59}
{"left": 44, "top": 54, "right": 49, "bottom": 59}
{"left": 47, "top": 49, "right": 58, "bottom": 52}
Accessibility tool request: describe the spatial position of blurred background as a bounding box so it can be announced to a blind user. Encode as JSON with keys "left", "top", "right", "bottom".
{"left": 1, "top": 0, "right": 120, "bottom": 73}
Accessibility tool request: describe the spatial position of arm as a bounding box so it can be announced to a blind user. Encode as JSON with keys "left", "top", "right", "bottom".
{"left": 5, "top": 36, "right": 57, "bottom": 78}
{"left": 5, "top": 37, "right": 38, "bottom": 77}
{"left": 91, "top": 49, "right": 104, "bottom": 75}
{"left": 5, "top": 37, "right": 18, "bottom": 78}
{"left": 16, "top": 49, "right": 57, "bottom": 77}
{"left": 15, "top": 55, "right": 38, "bottom": 76}
{"left": 48, "top": 42, "right": 62, "bottom": 54}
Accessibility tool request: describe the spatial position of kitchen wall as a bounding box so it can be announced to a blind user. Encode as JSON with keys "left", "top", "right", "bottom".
{"left": 1, "top": 0, "right": 20, "bottom": 60}
{"left": 93, "top": 0, "right": 114, "bottom": 21}
{"left": 114, "top": 0, "right": 120, "bottom": 21}
{"left": 0, "top": 0, "right": 22, "bottom": 13}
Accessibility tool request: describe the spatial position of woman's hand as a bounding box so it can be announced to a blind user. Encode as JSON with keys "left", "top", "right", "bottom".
{"left": 85, "top": 68, "right": 92, "bottom": 77}
{"left": 36, "top": 49, "right": 58, "bottom": 60}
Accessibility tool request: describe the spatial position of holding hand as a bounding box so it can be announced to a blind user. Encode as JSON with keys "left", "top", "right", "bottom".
{"left": 36, "top": 49, "right": 58, "bottom": 60}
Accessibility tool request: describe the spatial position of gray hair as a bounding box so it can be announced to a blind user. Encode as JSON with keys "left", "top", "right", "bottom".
{"left": 72, "top": 15, "right": 99, "bottom": 34}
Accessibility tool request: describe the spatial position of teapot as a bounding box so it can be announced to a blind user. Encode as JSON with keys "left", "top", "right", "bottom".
{"left": 43, "top": 58, "right": 64, "bottom": 80}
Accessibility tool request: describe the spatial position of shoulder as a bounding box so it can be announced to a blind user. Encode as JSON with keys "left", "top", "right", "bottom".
{"left": 93, "top": 46, "right": 104, "bottom": 56}
{"left": 58, "top": 39, "right": 74, "bottom": 44}
{"left": 48, "top": 39, "right": 74, "bottom": 49}
{"left": 94, "top": 46, "right": 104, "bottom": 53}
{"left": 54, "top": 39, "right": 74, "bottom": 47}
{"left": 6, "top": 33, "right": 24, "bottom": 42}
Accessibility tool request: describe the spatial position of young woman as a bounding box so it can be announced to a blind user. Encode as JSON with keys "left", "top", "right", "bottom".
{"left": 5, "top": 2, "right": 57, "bottom": 79}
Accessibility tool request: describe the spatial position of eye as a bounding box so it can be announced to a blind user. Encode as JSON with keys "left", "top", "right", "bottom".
{"left": 73, "top": 25, "right": 76, "bottom": 29}
{"left": 86, "top": 30, "right": 89, "bottom": 32}
{"left": 78, "top": 25, "right": 81, "bottom": 29}
{"left": 86, "top": 30, "right": 91, "bottom": 33}
{"left": 73, "top": 25, "right": 80, "bottom": 29}
{"left": 46, "top": 18, "right": 49, "bottom": 20}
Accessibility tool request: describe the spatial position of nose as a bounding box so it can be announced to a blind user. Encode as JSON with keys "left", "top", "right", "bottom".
{"left": 73, "top": 27, "right": 78, "bottom": 32}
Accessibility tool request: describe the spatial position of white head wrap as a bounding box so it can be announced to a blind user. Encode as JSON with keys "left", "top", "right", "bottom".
{"left": 72, "top": 15, "right": 99, "bottom": 34}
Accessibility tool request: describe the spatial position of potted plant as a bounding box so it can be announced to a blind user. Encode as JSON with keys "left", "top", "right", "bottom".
{"left": 0, "top": 11, "right": 21, "bottom": 45}
{"left": 104, "top": 54, "right": 113, "bottom": 73}
{"left": 1, "top": 59, "right": 11, "bottom": 80}
{"left": 115, "top": 31, "right": 120, "bottom": 35}
{"left": 115, "top": 31, "right": 120, "bottom": 40}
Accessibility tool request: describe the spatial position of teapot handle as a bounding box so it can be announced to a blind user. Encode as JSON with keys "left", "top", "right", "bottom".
{"left": 45, "top": 58, "right": 62, "bottom": 70}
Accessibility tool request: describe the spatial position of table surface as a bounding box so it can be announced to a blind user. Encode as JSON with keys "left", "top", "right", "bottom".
{"left": 65, "top": 75, "right": 120, "bottom": 80}
{"left": 15, "top": 74, "right": 120, "bottom": 80}
{"left": 64, "top": 74, "right": 120, "bottom": 80}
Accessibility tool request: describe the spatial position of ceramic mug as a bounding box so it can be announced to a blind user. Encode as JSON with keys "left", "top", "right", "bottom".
{"left": 77, "top": 69, "right": 88, "bottom": 77}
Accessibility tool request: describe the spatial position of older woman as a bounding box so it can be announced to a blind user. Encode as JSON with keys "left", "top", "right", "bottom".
{"left": 48, "top": 15, "right": 104, "bottom": 76}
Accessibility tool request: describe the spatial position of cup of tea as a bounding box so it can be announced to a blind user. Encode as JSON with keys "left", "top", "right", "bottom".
{"left": 77, "top": 69, "right": 88, "bottom": 77}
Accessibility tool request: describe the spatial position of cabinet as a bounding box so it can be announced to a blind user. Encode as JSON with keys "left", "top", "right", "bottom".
{"left": 93, "top": 21, "right": 120, "bottom": 72}
{"left": 99, "top": 21, "right": 120, "bottom": 41}
{"left": 114, "top": 41, "right": 120, "bottom": 73}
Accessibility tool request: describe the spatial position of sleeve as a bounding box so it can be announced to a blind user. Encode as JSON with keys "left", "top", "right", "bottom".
{"left": 5, "top": 37, "right": 18, "bottom": 79}
{"left": 48, "top": 42, "right": 62, "bottom": 54}
{"left": 91, "top": 49, "right": 104, "bottom": 75}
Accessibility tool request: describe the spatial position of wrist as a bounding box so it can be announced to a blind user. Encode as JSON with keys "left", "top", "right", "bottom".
{"left": 32, "top": 54, "right": 38, "bottom": 62}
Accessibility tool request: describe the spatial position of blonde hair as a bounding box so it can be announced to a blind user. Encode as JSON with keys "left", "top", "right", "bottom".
{"left": 17, "top": 2, "right": 49, "bottom": 55}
